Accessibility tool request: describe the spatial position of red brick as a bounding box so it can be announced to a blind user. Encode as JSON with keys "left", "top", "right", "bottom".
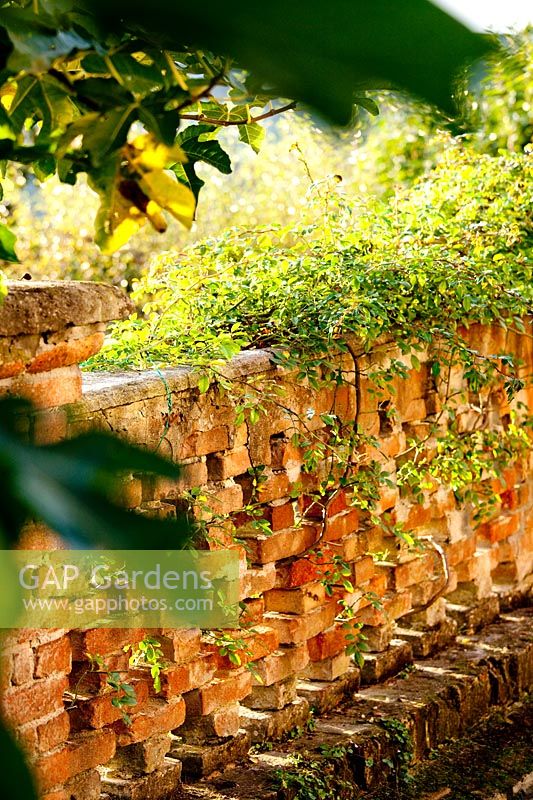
{"left": 71, "top": 629, "right": 145, "bottom": 660}
{"left": 237, "top": 469, "right": 290, "bottom": 503}
{"left": 207, "top": 446, "right": 252, "bottom": 480}
{"left": 35, "top": 636, "right": 71, "bottom": 678}
{"left": 307, "top": 624, "right": 347, "bottom": 662}
{"left": 302, "top": 489, "right": 348, "bottom": 519}
{"left": 114, "top": 697, "right": 185, "bottom": 744}
{"left": 28, "top": 333, "right": 104, "bottom": 374}
{"left": 265, "top": 501, "right": 296, "bottom": 531}
{"left": 264, "top": 601, "right": 337, "bottom": 644}
{"left": 241, "top": 563, "right": 276, "bottom": 598}
{"left": 445, "top": 536, "right": 476, "bottom": 567}
{"left": 324, "top": 508, "right": 360, "bottom": 542}
{"left": 33, "top": 729, "right": 116, "bottom": 792}
{"left": 393, "top": 553, "right": 434, "bottom": 590}
{"left": 239, "top": 525, "right": 318, "bottom": 564}
{"left": 184, "top": 669, "right": 251, "bottom": 716}
{"left": 12, "top": 646, "right": 34, "bottom": 685}
{"left": 477, "top": 513, "right": 520, "bottom": 543}
{"left": 251, "top": 645, "right": 309, "bottom": 686}
{"left": 1, "top": 674, "right": 68, "bottom": 726}
{"left": 240, "top": 597, "right": 266, "bottom": 624}
{"left": 265, "top": 582, "right": 326, "bottom": 614}
{"left": 199, "top": 483, "right": 244, "bottom": 517}
{"left": 204, "top": 626, "right": 278, "bottom": 670}
{"left": 275, "top": 548, "right": 335, "bottom": 588}
{"left": 158, "top": 628, "right": 202, "bottom": 663}
{"left": 182, "top": 425, "right": 230, "bottom": 458}
{"left": 271, "top": 437, "right": 302, "bottom": 468}
{"left": 0, "top": 366, "right": 83, "bottom": 408}
{"left": 353, "top": 555, "right": 376, "bottom": 587}
{"left": 374, "top": 485, "right": 399, "bottom": 515}
{"left": 157, "top": 653, "right": 217, "bottom": 698}
{"left": 356, "top": 591, "right": 412, "bottom": 626}
{"left": 69, "top": 679, "right": 149, "bottom": 729}
{"left": 234, "top": 500, "right": 295, "bottom": 532}
{"left": 36, "top": 710, "right": 70, "bottom": 752}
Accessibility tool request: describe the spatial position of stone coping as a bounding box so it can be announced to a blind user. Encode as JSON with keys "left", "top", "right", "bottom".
{"left": 0, "top": 281, "right": 134, "bottom": 336}
{"left": 81, "top": 350, "right": 277, "bottom": 410}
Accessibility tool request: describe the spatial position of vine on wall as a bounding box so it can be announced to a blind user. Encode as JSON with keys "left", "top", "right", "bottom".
{"left": 86, "top": 142, "right": 533, "bottom": 664}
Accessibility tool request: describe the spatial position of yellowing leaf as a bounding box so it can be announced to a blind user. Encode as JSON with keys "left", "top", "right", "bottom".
{"left": 129, "top": 133, "right": 186, "bottom": 170}
{"left": 139, "top": 170, "right": 195, "bottom": 229}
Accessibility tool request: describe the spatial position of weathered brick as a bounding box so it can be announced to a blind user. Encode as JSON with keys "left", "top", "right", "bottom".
{"left": 265, "top": 582, "right": 326, "bottom": 614}
{"left": 36, "top": 710, "right": 71, "bottom": 752}
{"left": 207, "top": 446, "right": 252, "bottom": 481}
{"left": 33, "top": 729, "right": 116, "bottom": 792}
{"left": 264, "top": 602, "right": 337, "bottom": 645}
{"left": 0, "top": 365, "right": 83, "bottom": 408}
{"left": 237, "top": 469, "right": 290, "bottom": 503}
{"left": 184, "top": 669, "right": 252, "bottom": 716}
{"left": 2, "top": 674, "right": 68, "bottom": 726}
{"left": 477, "top": 512, "right": 520, "bottom": 543}
{"left": 304, "top": 652, "right": 352, "bottom": 681}
{"left": 393, "top": 553, "right": 434, "bottom": 590}
{"left": 240, "top": 525, "right": 318, "bottom": 564}
{"left": 251, "top": 645, "right": 309, "bottom": 686}
{"left": 307, "top": 624, "right": 347, "bottom": 662}
{"left": 35, "top": 636, "right": 71, "bottom": 678}
{"left": 182, "top": 425, "right": 230, "bottom": 458}
{"left": 114, "top": 698, "right": 186, "bottom": 745}
{"left": 324, "top": 508, "right": 360, "bottom": 542}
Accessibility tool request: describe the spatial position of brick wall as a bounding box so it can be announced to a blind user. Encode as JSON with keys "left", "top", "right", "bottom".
{"left": 0, "top": 283, "right": 532, "bottom": 799}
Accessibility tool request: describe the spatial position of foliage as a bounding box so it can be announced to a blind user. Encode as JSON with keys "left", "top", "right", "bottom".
{"left": 0, "top": 397, "right": 192, "bottom": 550}
{"left": 125, "top": 636, "right": 165, "bottom": 693}
{"left": 88, "top": 146, "right": 533, "bottom": 374}
{"left": 5, "top": 28, "right": 533, "bottom": 286}
{"left": 379, "top": 717, "right": 413, "bottom": 789}
{"left": 83, "top": 653, "right": 138, "bottom": 725}
{"left": 464, "top": 27, "right": 533, "bottom": 153}
{"left": 274, "top": 751, "right": 356, "bottom": 800}
{"left": 0, "top": 0, "right": 489, "bottom": 258}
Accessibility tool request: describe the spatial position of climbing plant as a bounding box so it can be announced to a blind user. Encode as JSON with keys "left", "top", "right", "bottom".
{"left": 87, "top": 138, "right": 533, "bottom": 649}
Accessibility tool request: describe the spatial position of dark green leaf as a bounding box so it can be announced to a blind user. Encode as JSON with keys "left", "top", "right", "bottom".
{"left": 0, "top": 398, "right": 192, "bottom": 549}
{"left": 1, "top": 7, "right": 92, "bottom": 73}
{"left": 0, "top": 223, "right": 18, "bottom": 263}
{"left": 172, "top": 123, "right": 232, "bottom": 200}
{"left": 84, "top": 0, "right": 493, "bottom": 122}
{"left": 0, "top": 719, "right": 37, "bottom": 800}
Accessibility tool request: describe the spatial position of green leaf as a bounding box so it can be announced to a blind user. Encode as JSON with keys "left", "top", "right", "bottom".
{"left": 82, "top": 106, "right": 137, "bottom": 165}
{"left": 1, "top": 7, "right": 92, "bottom": 73}
{"left": 238, "top": 122, "right": 264, "bottom": 154}
{"left": 0, "top": 223, "right": 19, "bottom": 263}
{"left": 353, "top": 94, "right": 380, "bottom": 116}
{"left": 172, "top": 124, "right": 232, "bottom": 200}
{"left": 85, "top": 0, "right": 493, "bottom": 122}
{"left": 0, "top": 719, "right": 37, "bottom": 800}
{"left": 8, "top": 75, "right": 77, "bottom": 138}
{"left": 197, "top": 373, "right": 210, "bottom": 394}
{"left": 176, "top": 124, "right": 231, "bottom": 173}
{"left": 0, "top": 397, "right": 192, "bottom": 549}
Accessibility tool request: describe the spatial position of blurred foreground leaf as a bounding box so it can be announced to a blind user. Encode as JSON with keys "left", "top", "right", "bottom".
{"left": 0, "top": 397, "right": 192, "bottom": 549}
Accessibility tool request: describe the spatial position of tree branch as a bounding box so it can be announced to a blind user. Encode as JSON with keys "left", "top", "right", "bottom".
{"left": 179, "top": 101, "right": 296, "bottom": 127}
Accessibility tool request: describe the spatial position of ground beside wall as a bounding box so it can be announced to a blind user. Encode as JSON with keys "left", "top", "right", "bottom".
{"left": 0, "top": 282, "right": 532, "bottom": 800}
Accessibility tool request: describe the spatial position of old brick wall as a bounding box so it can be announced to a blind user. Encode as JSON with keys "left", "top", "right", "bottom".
{"left": 0, "top": 283, "right": 532, "bottom": 800}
